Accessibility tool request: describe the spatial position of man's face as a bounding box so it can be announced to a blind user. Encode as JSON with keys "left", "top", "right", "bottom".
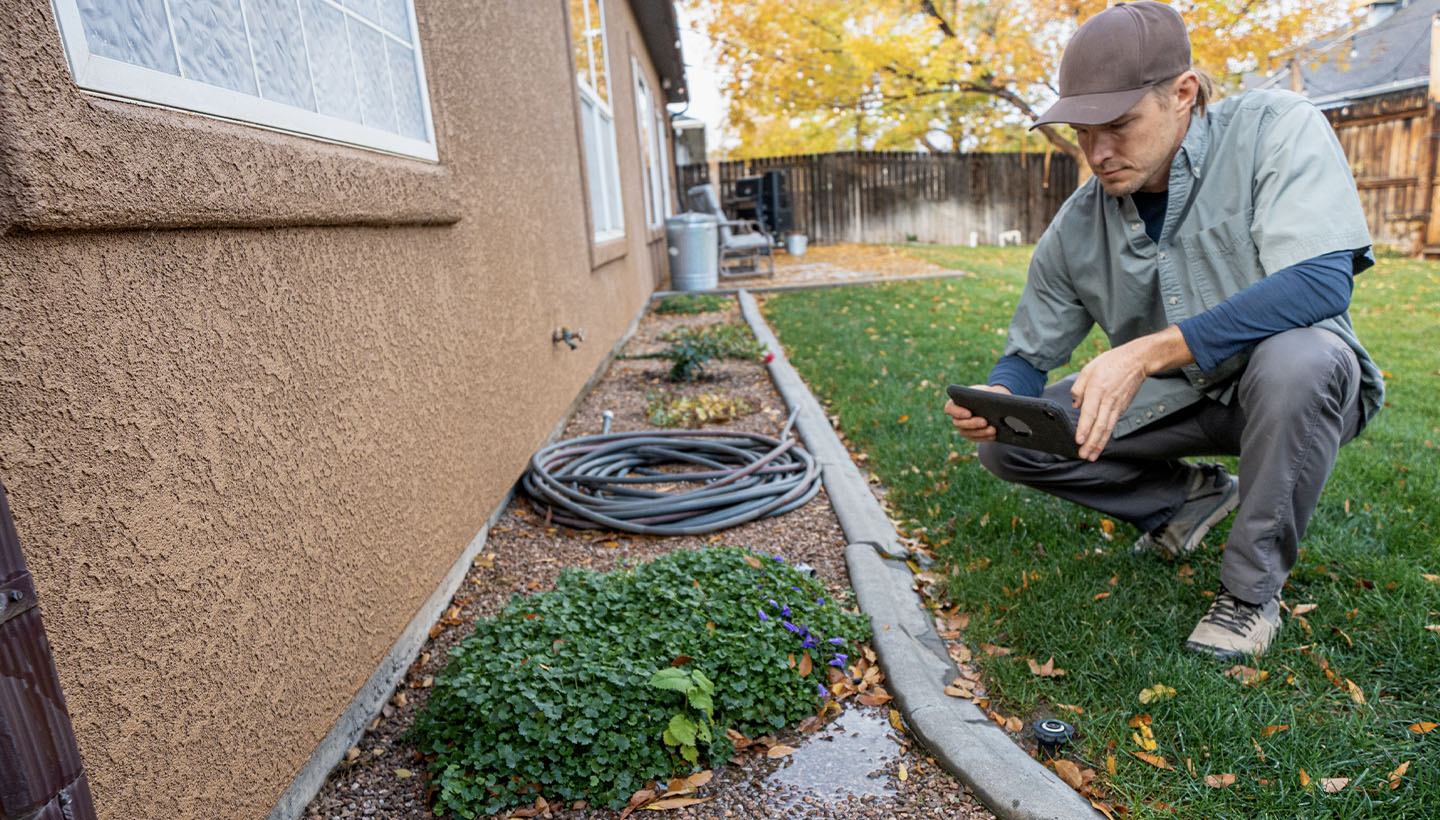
{"left": 1072, "top": 81, "right": 1193, "bottom": 197}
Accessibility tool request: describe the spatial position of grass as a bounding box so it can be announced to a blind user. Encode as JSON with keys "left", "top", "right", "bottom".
{"left": 762, "top": 245, "right": 1440, "bottom": 819}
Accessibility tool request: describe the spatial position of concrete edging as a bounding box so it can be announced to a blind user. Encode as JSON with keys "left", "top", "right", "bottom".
{"left": 737, "top": 289, "right": 1101, "bottom": 820}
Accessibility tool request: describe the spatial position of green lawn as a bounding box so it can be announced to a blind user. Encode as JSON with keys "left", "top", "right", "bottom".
{"left": 763, "top": 246, "right": 1439, "bottom": 819}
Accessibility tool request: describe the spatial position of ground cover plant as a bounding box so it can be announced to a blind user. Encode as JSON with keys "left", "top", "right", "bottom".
{"left": 645, "top": 390, "right": 755, "bottom": 427}
{"left": 628, "top": 322, "right": 768, "bottom": 381}
{"left": 763, "top": 246, "right": 1439, "bottom": 819}
{"left": 654, "top": 292, "right": 733, "bottom": 315}
{"left": 410, "top": 546, "right": 868, "bottom": 817}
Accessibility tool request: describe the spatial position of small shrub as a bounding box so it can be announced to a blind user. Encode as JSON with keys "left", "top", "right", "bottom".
{"left": 410, "top": 547, "right": 868, "bottom": 817}
{"left": 655, "top": 293, "right": 731, "bottom": 315}
{"left": 630, "top": 322, "right": 766, "bottom": 381}
{"left": 646, "top": 391, "right": 755, "bottom": 427}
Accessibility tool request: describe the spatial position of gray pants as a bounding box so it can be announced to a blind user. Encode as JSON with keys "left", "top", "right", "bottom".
{"left": 977, "top": 328, "right": 1363, "bottom": 604}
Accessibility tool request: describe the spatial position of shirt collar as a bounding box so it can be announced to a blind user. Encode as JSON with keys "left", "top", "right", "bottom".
{"left": 1177, "top": 109, "right": 1209, "bottom": 181}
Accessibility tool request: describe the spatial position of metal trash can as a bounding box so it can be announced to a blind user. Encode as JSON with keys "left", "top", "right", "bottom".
{"left": 665, "top": 212, "right": 719, "bottom": 291}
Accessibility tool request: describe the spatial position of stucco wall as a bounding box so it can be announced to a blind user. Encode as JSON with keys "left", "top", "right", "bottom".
{"left": 0, "top": 1, "right": 673, "bottom": 817}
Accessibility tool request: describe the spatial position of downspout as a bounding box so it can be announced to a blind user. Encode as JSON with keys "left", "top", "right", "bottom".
{"left": 0, "top": 479, "right": 96, "bottom": 820}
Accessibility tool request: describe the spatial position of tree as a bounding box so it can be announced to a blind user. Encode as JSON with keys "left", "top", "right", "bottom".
{"left": 687, "top": 0, "right": 1353, "bottom": 161}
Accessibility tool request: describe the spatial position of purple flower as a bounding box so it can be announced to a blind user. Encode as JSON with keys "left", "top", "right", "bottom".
{"left": 781, "top": 605, "right": 792, "bottom": 617}
{"left": 828, "top": 637, "right": 845, "bottom": 646}
{"left": 817, "top": 683, "right": 829, "bottom": 697}
{"left": 801, "top": 637, "right": 818, "bottom": 649}
{"left": 782, "top": 621, "right": 800, "bottom": 634}
{"left": 790, "top": 586, "right": 802, "bottom": 593}
{"left": 773, "top": 555, "right": 785, "bottom": 562}
{"left": 769, "top": 599, "right": 779, "bottom": 608}
{"left": 829, "top": 654, "right": 848, "bottom": 667}
{"left": 758, "top": 609, "right": 769, "bottom": 621}
{"left": 816, "top": 597, "right": 825, "bottom": 605}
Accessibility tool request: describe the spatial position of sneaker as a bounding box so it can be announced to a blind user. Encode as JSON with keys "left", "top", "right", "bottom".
{"left": 1184, "top": 584, "right": 1282, "bottom": 659}
{"left": 1131, "top": 463, "right": 1239, "bottom": 558}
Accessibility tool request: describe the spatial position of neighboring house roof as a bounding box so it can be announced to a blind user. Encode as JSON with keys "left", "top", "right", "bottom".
{"left": 632, "top": 0, "right": 688, "bottom": 103}
{"left": 1250, "top": 0, "right": 1436, "bottom": 108}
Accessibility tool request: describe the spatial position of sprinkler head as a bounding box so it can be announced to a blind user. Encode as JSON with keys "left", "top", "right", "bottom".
{"left": 1032, "top": 718, "right": 1075, "bottom": 761}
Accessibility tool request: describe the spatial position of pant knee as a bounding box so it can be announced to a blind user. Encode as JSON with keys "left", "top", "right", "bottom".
{"left": 1243, "top": 329, "right": 1357, "bottom": 410}
{"left": 977, "top": 441, "right": 1033, "bottom": 484}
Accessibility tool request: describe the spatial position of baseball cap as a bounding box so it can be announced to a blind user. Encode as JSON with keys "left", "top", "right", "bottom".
{"left": 1031, "top": 2, "right": 1192, "bottom": 128}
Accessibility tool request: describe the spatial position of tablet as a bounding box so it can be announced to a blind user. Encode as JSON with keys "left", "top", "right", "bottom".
{"left": 946, "top": 385, "right": 1081, "bottom": 458}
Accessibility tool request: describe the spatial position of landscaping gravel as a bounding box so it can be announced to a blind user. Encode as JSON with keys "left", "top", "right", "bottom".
{"left": 302, "top": 297, "right": 995, "bottom": 820}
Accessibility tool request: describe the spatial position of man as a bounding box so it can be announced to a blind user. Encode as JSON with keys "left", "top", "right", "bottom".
{"left": 943, "top": 1, "right": 1383, "bottom": 660}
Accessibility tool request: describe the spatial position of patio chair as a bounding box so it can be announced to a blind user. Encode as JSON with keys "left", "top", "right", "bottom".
{"left": 686, "top": 184, "right": 776, "bottom": 279}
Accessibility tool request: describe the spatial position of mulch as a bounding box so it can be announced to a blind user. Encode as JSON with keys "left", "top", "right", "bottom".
{"left": 303, "top": 297, "right": 993, "bottom": 820}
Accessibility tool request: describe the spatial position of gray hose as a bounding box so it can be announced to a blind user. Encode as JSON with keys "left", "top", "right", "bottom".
{"left": 521, "top": 411, "right": 820, "bottom": 535}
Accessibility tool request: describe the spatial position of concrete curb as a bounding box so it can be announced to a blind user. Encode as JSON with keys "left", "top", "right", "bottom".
{"left": 738, "top": 290, "right": 1101, "bottom": 820}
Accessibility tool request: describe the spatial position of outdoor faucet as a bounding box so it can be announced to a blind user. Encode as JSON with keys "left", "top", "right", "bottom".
{"left": 553, "top": 327, "right": 585, "bottom": 350}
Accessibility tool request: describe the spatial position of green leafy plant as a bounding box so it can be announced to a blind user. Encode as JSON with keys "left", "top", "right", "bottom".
{"left": 410, "top": 547, "right": 868, "bottom": 817}
{"left": 655, "top": 293, "right": 732, "bottom": 315}
{"left": 646, "top": 391, "right": 755, "bottom": 427}
{"left": 649, "top": 667, "right": 716, "bottom": 764}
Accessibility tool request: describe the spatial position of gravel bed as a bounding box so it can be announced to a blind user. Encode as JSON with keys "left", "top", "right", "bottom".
{"left": 302, "top": 297, "right": 995, "bottom": 820}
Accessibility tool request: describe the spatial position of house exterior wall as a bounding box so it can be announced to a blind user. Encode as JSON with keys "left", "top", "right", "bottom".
{"left": 0, "top": 2, "right": 674, "bottom": 818}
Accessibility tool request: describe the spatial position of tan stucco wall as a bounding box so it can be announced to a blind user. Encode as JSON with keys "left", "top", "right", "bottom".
{"left": 0, "top": 2, "right": 674, "bottom": 818}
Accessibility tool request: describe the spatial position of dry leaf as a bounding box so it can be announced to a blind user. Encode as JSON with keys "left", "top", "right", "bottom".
{"left": 798, "top": 652, "right": 813, "bottom": 678}
{"left": 1389, "top": 760, "right": 1410, "bottom": 790}
{"left": 1261, "top": 724, "right": 1289, "bottom": 737}
{"left": 1105, "top": 754, "right": 1117, "bottom": 776}
{"left": 1091, "top": 798, "right": 1118, "bottom": 820}
{"left": 743, "top": 555, "right": 762, "bottom": 570}
{"left": 1204, "top": 773, "right": 1236, "bottom": 788}
{"left": 1094, "top": 591, "right": 1112, "bottom": 601}
{"left": 1056, "top": 703, "right": 1084, "bottom": 715}
{"left": 1100, "top": 518, "right": 1115, "bottom": 536}
{"left": 1139, "top": 684, "right": 1177, "bottom": 704}
{"left": 644, "top": 797, "right": 713, "bottom": 810}
{"left": 897, "top": 763, "right": 908, "bottom": 781}
{"left": 1427, "top": 625, "right": 1440, "bottom": 634}
{"left": 345, "top": 747, "right": 360, "bottom": 763}
{"left": 1408, "top": 722, "right": 1437, "bottom": 734}
{"left": 1028, "top": 656, "right": 1066, "bottom": 677}
{"left": 1320, "top": 778, "right": 1350, "bottom": 793}
{"left": 766, "top": 745, "right": 797, "bottom": 759}
{"left": 1054, "top": 759, "right": 1085, "bottom": 790}
{"left": 949, "top": 643, "right": 973, "bottom": 663}
{"left": 1291, "top": 603, "right": 1318, "bottom": 616}
{"left": 1252, "top": 737, "right": 1266, "bottom": 763}
{"left": 1005, "top": 716, "right": 1024, "bottom": 732}
{"left": 1222, "top": 665, "right": 1267, "bottom": 685}
{"left": 394, "top": 768, "right": 413, "bottom": 778}
{"left": 1127, "top": 714, "right": 1153, "bottom": 727}
{"left": 979, "top": 643, "right": 1013, "bottom": 657}
{"left": 1346, "top": 679, "right": 1366, "bottom": 705}
{"left": 1131, "top": 751, "right": 1171, "bottom": 770}
{"left": 1132, "top": 724, "right": 1157, "bottom": 752}
{"left": 890, "top": 709, "right": 905, "bottom": 732}
{"left": 1299, "top": 768, "right": 1311, "bottom": 788}
{"left": 1422, "top": 574, "right": 1439, "bottom": 583}
{"left": 858, "top": 690, "right": 894, "bottom": 706}
{"left": 945, "top": 684, "right": 975, "bottom": 698}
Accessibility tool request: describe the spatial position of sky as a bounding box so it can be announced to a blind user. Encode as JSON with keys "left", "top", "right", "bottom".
{"left": 671, "top": 5, "right": 735, "bottom": 155}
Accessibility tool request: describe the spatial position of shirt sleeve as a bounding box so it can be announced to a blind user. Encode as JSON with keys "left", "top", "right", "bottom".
{"left": 1175, "top": 249, "right": 1354, "bottom": 371}
{"left": 987, "top": 354, "right": 1048, "bottom": 397}
{"left": 1002, "top": 230, "right": 1096, "bottom": 372}
{"left": 1249, "top": 101, "right": 1372, "bottom": 273}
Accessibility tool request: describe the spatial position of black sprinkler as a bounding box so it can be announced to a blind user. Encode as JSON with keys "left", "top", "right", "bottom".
{"left": 1032, "top": 718, "right": 1075, "bottom": 761}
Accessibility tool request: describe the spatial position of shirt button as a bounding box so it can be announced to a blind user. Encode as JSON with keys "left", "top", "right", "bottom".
{"left": 1197, "top": 377, "right": 1206, "bottom": 385}
{"left": 1168, "top": 296, "right": 1178, "bottom": 305}
{"left": 1158, "top": 405, "right": 1166, "bottom": 413}
{"left": 1158, "top": 251, "right": 1168, "bottom": 260}
{"left": 1146, "top": 411, "right": 1154, "bottom": 418}
{"left": 1131, "top": 222, "right": 1142, "bottom": 230}
{"left": 1193, "top": 165, "right": 1202, "bottom": 176}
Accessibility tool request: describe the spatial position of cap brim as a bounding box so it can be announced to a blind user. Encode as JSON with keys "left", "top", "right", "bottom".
{"left": 1029, "top": 86, "right": 1151, "bottom": 129}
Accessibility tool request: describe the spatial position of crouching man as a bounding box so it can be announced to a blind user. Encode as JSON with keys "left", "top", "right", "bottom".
{"left": 944, "top": 2, "right": 1383, "bottom": 659}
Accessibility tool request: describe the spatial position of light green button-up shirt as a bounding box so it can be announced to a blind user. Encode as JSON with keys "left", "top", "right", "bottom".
{"left": 1005, "top": 89, "right": 1383, "bottom": 438}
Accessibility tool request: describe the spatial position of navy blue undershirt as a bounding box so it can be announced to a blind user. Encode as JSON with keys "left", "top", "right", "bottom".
{"left": 986, "top": 189, "right": 1360, "bottom": 397}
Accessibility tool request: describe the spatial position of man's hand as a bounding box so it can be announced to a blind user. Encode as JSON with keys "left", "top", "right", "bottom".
{"left": 944, "top": 384, "right": 1012, "bottom": 443}
{"left": 1071, "top": 325, "right": 1193, "bottom": 461}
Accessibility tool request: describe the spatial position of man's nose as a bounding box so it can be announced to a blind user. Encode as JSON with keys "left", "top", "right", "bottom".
{"left": 1086, "top": 134, "right": 1115, "bottom": 168}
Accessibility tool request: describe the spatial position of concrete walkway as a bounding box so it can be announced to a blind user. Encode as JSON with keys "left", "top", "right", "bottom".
{"left": 737, "top": 289, "right": 1103, "bottom": 820}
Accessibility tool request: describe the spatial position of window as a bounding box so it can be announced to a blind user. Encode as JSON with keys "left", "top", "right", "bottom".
{"left": 633, "top": 58, "right": 672, "bottom": 230}
{"left": 571, "top": 0, "right": 624, "bottom": 240}
{"left": 52, "top": 0, "right": 437, "bottom": 161}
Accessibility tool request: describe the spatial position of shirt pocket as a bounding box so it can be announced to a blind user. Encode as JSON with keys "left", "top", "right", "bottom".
{"left": 1175, "top": 212, "right": 1258, "bottom": 310}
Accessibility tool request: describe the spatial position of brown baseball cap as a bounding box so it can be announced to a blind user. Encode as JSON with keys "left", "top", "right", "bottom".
{"left": 1031, "top": 1, "right": 1192, "bottom": 128}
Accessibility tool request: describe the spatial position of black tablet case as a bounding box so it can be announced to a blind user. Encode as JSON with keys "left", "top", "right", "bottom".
{"left": 947, "top": 385, "right": 1081, "bottom": 458}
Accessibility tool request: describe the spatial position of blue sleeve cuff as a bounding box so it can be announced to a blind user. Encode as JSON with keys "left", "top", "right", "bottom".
{"left": 1177, "top": 249, "right": 1354, "bottom": 371}
{"left": 987, "top": 354, "right": 1047, "bottom": 397}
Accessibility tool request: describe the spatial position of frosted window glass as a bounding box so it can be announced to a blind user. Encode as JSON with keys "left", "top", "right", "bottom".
{"left": 170, "top": 0, "right": 258, "bottom": 95}
{"left": 348, "top": 15, "right": 395, "bottom": 132}
{"left": 376, "top": 0, "right": 410, "bottom": 38}
{"left": 55, "top": 0, "right": 435, "bottom": 158}
{"left": 299, "top": 0, "right": 362, "bottom": 123}
{"left": 76, "top": 0, "right": 180, "bottom": 75}
{"left": 387, "top": 39, "right": 424, "bottom": 140}
{"left": 244, "top": 0, "right": 315, "bottom": 110}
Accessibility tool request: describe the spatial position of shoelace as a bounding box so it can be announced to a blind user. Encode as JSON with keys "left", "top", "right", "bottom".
{"left": 1204, "top": 589, "right": 1262, "bottom": 636}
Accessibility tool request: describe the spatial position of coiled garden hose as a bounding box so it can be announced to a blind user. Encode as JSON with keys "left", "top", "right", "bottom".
{"left": 521, "top": 410, "right": 821, "bottom": 535}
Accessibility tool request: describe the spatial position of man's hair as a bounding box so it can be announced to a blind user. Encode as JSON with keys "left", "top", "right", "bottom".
{"left": 1151, "top": 68, "right": 1219, "bottom": 117}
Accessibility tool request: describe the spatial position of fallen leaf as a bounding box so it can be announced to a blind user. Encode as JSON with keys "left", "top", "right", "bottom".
{"left": 1100, "top": 518, "right": 1115, "bottom": 536}
{"left": 1139, "top": 684, "right": 1177, "bottom": 704}
{"left": 1094, "top": 591, "right": 1112, "bottom": 601}
{"left": 1056, "top": 703, "right": 1084, "bottom": 715}
{"left": 766, "top": 745, "right": 797, "bottom": 759}
{"left": 1205, "top": 773, "right": 1236, "bottom": 788}
{"left": 743, "top": 555, "right": 762, "bottom": 569}
{"left": 857, "top": 690, "right": 894, "bottom": 706}
{"left": 1028, "top": 656, "right": 1066, "bottom": 677}
{"left": 949, "top": 643, "right": 973, "bottom": 663}
{"left": 1005, "top": 716, "right": 1024, "bottom": 732}
{"left": 1090, "top": 798, "right": 1118, "bottom": 820}
{"left": 897, "top": 763, "right": 908, "bottom": 781}
{"left": 1252, "top": 737, "right": 1266, "bottom": 763}
{"left": 1261, "top": 724, "right": 1289, "bottom": 737}
{"left": 1132, "top": 724, "right": 1157, "bottom": 752}
{"left": 1299, "top": 768, "right": 1311, "bottom": 788}
{"left": 1320, "top": 777, "right": 1350, "bottom": 793}
{"left": 1422, "top": 574, "right": 1439, "bottom": 583}
{"left": 890, "top": 709, "right": 905, "bottom": 732}
{"left": 1054, "top": 759, "right": 1085, "bottom": 789}
{"left": 1346, "top": 679, "right": 1366, "bottom": 705}
{"left": 644, "top": 797, "right": 713, "bottom": 810}
{"left": 1127, "top": 714, "right": 1153, "bottom": 728}
{"left": 1105, "top": 754, "right": 1117, "bottom": 776}
{"left": 472, "top": 553, "right": 495, "bottom": 568}
{"left": 945, "top": 684, "right": 975, "bottom": 698}
{"left": 1427, "top": 625, "right": 1440, "bottom": 634}
{"left": 345, "top": 747, "right": 360, "bottom": 763}
{"left": 1408, "top": 722, "right": 1437, "bottom": 734}
{"left": 1222, "top": 665, "right": 1268, "bottom": 685}
{"left": 979, "top": 643, "right": 1013, "bottom": 657}
{"left": 1291, "top": 603, "right": 1318, "bottom": 616}
{"left": 1388, "top": 760, "right": 1410, "bottom": 790}
{"left": 394, "top": 768, "right": 413, "bottom": 778}
{"left": 1131, "top": 751, "right": 1171, "bottom": 770}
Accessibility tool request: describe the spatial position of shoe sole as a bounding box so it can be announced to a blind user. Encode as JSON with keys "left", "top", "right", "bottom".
{"left": 1183, "top": 640, "right": 1248, "bottom": 661}
{"left": 1149, "top": 474, "right": 1240, "bottom": 559}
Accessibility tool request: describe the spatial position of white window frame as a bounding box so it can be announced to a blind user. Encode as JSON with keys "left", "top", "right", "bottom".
{"left": 574, "top": 0, "right": 625, "bottom": 241}
{"left": 49, "top": 0, "right": 438, "bottom": 162}
{"left": 633, "top": 58, "right": 673, "bottom": 231}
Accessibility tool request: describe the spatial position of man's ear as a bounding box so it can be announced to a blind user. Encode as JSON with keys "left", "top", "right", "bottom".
{"left": 1174, "top": 71, "right": 1200, "bottom": 115}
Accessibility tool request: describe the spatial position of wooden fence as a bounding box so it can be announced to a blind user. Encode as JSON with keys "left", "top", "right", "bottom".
{"left": 678, "top": 150, "right": 1078, "bottom": 247}
{"left": 1325, "top": 87, "right": 1440, "bottom": 257}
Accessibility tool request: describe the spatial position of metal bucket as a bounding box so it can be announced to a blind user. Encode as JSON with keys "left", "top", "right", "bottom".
{"left": 665, "top": 212, "right": 719, "bottom": 291}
